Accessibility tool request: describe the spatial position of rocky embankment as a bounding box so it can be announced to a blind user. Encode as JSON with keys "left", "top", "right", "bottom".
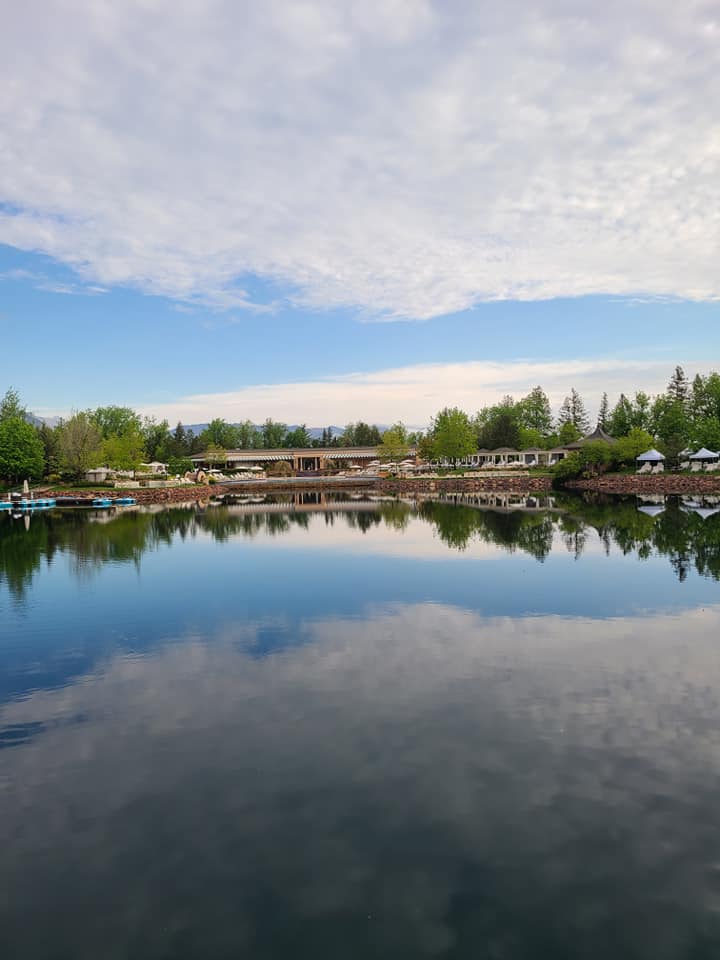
{"left": 48, "top": 472, "right": 720, "bottom": 503}
{"left": 567, "top": 474, "right": 720, "bottom": 495}
{"left": 50, "top": 486, "right": 215, "bottom": 504}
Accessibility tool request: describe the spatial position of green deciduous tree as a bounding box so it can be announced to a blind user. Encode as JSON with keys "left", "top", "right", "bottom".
{"left": 632, "top": 391, "right": 652, "bottom": 432}
{"left": 0, "top": 388, "right": 27, "bottom": 423}
{"left": 474, "top": 398, "right": 521, "bottom": 450}
{"left": 557, "top": 421, "right": 582, "bottom": 444}
{"left": 284, "top": 425, "right": 312, "bottom": 447}
{"left": 342, "top": 422, "right": 382, "bottom": 446}
{"left": 102, "top": 426, "right": 146, "bottom": 471}
{"left": 377, "top": 423, "right": 410, "bottom": 463}
{"left": 651, "top": 395, "right": 689, "bottom": 459}
{"left": 430, "top": 407, "right": 477, "bottom": 465}
{"left": 614, "top": 428, "right": 656, "bottom": 466}
{"left": 690, "top": 416, "right": 720, "bottom": 452}
{"left": 261, "top": 418, "right": 287, "bottom": 448}
{"left": 37, "top": 422, "right": 61, "bottom": 476}
{"left": 0, "top": 417, "right": 45, "bottom": 484}
{"left": 517, "top": 426, "right": 547, "bottom": 450}
{"left": 199, "top": 419, "right": 240, "bottom": 449}
{"left": 142, "top": 418, "right": 171, "bottom": 462}
{"left": 236, "top": 420, "right": 262, "bottom": 449}
{"left": 58, "top": 412, "right": 103, "bottom": 479}
{"left": 91, "top": 405, "right": 142, "bottom": 439}
{"left": 517, "top": 386, "right": 553, "bottom": 436}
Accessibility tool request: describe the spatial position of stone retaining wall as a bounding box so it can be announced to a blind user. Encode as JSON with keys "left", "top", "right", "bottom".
{"left": 51, "top": 472, "right": 720, "bottom": 503}
{"left": 568, "top": 474, "right": 720, "bottom": 495}
{"left": 51, "top": 486, "right": 215, "bottom": 504}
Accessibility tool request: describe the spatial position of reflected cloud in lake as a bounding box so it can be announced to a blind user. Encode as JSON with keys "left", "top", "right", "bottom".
{"left": 2, "top": 601, "right": 720, "bottom": 957}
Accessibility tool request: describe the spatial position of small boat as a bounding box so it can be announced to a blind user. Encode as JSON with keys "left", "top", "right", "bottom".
{"left": 113, "top": 497, "right": 137, "bottom": 506}
{"left": 91, "top": 498, "right": 113, "bottom": 508}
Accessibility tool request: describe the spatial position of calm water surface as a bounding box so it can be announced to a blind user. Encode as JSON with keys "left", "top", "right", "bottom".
{"left": 1, "top": 492, "right": 720, "bottom": 958}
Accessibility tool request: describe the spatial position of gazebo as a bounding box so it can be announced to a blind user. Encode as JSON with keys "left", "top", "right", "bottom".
{"left": 564, "top": 424, "right": 616, "bottom": 450}
{"left": 689, "top": 448, "right": 719, "bottom": 471}
{"left": 636, "top": 449, "right": 665, "bottom": 474}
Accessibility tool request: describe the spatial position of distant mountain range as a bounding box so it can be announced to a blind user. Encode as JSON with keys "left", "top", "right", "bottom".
{"left": 183, "top": 424, "right": 346, "bottom": 439}
{"left": 27, "top": 415, "right": 347, "bottom": 440}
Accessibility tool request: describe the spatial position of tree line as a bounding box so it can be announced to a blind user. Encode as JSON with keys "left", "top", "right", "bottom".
{"left": 1, "top": 366, "right": 719, "bottom": 484}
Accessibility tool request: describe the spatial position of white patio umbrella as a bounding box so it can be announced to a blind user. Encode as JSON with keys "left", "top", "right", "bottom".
{"left": 636, "top": 449, "right": 665, "bottom": 462}
{"left": 690, "top": 447, "right": 719, "bottom": 461}
{"left": 22, "top": 479, "right": 30, "bottom": 495}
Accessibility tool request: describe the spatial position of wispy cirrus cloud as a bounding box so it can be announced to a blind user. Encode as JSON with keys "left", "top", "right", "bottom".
{"left": 1, "top": 1, "right": 719, "bottom": 320}
{"left": 0, "top": 267, "right": 107, "bottom": 296}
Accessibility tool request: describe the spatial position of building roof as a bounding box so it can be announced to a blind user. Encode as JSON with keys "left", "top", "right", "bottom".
{"left": 564, "top": 424, "right": 616, "bottom": 449}
{"left": 190, "top": 446, "right": 411, "bottom": 462}
{"left": 489, "top": 447, "right": 520, "bottom": 454}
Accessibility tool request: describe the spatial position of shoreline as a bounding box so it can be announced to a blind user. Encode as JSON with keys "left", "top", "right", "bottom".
{"left": 44, "top": 471, "right": 720, "bottom": 504}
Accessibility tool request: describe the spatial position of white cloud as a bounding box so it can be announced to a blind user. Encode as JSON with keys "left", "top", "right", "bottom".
{"left": 0, "top": 1, "right": 719, "bottom": 318}
{"left": 126, "top": 355, "right": 716, "bottom": 426}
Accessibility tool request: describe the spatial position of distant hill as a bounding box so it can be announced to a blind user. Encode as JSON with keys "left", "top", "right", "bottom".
{"left": 26, "top": 413, "right": 62, "bottom": 429}
{"left": 25, "top": 417, "right": 347, "bottom": 440}
{"left": 184, "top": 424, "right": 346, "bottom": 441}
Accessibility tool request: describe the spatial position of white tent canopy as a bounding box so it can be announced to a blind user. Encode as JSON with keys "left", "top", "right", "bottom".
{"left": 636, "top": 449, "right": 665, "bottom": 462}
{"left": 690, "top": 448, "right": 719, "bottom": 460}
{"left": 693, "top": 507, "right": 720, "bottom": 519}
{"left": 637, "top": 504, "right": 665, "bottom": 517}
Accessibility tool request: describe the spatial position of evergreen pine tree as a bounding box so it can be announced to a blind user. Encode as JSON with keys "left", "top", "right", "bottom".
{"left": 558, "top": 389, "right": 590, "bottom": 434}
{"left": 667, "top": 365, "right": 689, "bottom": 405}
{"left": 598, "top": 392, "right": 609, "bottom": 429}
{"left": 609, "top": 394, "right": 633, "bottom": 437}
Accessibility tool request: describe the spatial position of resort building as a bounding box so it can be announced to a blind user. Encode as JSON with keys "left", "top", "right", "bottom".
{"left": 190, "top": 426, "right": 614, "bottom": 473}
{"left": 189, "top": 446, "right": 405, "bottom": 472}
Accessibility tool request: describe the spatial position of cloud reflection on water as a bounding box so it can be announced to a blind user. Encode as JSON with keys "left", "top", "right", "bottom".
{"left": 2, "top": 602, "right": 720, "bottom": 957}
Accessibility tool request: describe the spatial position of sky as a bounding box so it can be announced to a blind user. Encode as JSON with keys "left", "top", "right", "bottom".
{"left": 1, "top": 0, "right": 719, "bottom": 427}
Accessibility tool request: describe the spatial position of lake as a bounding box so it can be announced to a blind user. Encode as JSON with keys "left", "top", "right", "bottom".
{"left": 1, "top": 492, "right": 720, "bottom": 959}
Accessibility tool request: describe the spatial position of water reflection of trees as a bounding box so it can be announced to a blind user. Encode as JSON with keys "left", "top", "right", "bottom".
{"left": 419, "top": 501, "right": 556, "bottom": 560}
{"left": 2, "top": 495, "right": 720, "bottom": 599}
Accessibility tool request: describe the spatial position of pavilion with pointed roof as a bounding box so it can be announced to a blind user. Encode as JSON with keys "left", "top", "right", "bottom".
{"left": 564, "top": 424, "right": 616, "bottom": 450}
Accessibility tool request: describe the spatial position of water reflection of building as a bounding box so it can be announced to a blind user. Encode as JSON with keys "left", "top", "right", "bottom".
{"left": 214, "top": 492, "right": 405, "bottom": 515}
{"left": 419, "top": 492, "right": 560, "bottom": 513}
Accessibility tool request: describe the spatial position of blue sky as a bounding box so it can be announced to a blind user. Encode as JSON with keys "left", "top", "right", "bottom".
{"left": 1, "top": 1, "right": 719, "bottom": 426}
